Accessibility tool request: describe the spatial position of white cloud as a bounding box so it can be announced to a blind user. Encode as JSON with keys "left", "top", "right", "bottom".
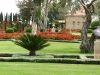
{"left": 0, "top": 0, "right": 19, "bottom": 14}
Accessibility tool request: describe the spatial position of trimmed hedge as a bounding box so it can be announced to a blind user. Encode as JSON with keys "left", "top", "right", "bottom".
{"left": 0, "top": 53, "right": 100, "bottom": 64}
{"left": 0, "top": 57, "right": 100, "bottom": 64}
{"left": 25, "top": 27, "right": 32, "bottom": 33}
{"left": 5, "top": 28, "right": 14, "bottom": 33}
{"left": 48, "top": 39, "right": 80, "bottom": 43}
{"left": 88, "top": 29, "right": 92, "bottom": 33}
{"left": 13, "top": 27, "right": 18, "bottom": 32}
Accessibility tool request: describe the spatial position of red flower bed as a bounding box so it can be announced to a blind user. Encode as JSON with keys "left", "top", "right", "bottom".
{"left": 61, "top": 29, "right": 81, "bottom": 33}
{"left": 0, "top": 32, "right": 24, "bottom": 39}
{"left": 37, "top": 32, "right": 82, "bottom": 40}
{"left": 0, "top": 31, "right": 90, "bottom": 40}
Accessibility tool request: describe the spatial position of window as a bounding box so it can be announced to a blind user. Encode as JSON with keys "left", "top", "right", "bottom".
{"left": 77, "top": 21, "right": 80, "bottom": 25}
{"left": 72, "top": 21, "right": 75, "bottom": 26}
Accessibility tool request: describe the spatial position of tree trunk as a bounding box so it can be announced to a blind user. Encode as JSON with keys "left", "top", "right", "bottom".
{"left": 44, "top": 0, "right": 48, "bottom": 31}
{"left": 80, "top": 21, "right": 91, "bottom": 53}
{"left": 29, "top": 50, "right": 36, "bottom": 56}
{"left": 80, "top": 8, "right": 92, "bottom": 52}
{"left": 38, "top": 19, "right": 44, "bottom": 31}
{"left": 79, "top": 0, "right": 97, "bottom": 53}
{"left": 89, "top": 33, "right": 95, "bottom": 51}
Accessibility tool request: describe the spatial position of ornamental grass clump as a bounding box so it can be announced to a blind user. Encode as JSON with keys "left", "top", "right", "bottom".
{"left": 14, "top": 33, "right": 50, "bottom": 56}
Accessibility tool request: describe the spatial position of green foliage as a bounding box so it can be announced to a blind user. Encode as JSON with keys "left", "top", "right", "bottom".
{"left": 59, "top": 0, "right": 73, "bottom": 7}
{"left": 48, "top": 2, "right": 59, "bottom": 22}
{"left": 80, "top": 29, "right": 92, "bottom": 33}
{"left": 5, "top": 13, "right": 7, "bottom": 22}
{"left": 90, "top": 21, "right": 100, "bottom": 28}
{"left": 5, "top": 27, "right": 17, "bottom": 34}
{"left": 14, "top": 33, "right": 50, "bottom": 55}
{"left": 5, "top": 28, "right": 14, "bottom": 33}
{"left": 0, "top": 12, "right": 3, "bottom": 23}
{"left": 25, "top": 27, "right": 32, "bottom": 33}
{"left": 0, "top": 54, "right": 100, "bottom": 64}
{"left": 13, "top": 13, "right": 17, "bottom": 22}
{"left": 34, "top": 0, "right": 44, "bottom": 5}
{"left": 13, "top": 27, "right": 18, "bottom": 32}
{"left": 0, "top": 23, "right": 2, "bottom": 28}
{"left": 52, "top": 20, "right": 60, "bottom": 28}
{"left": 40, "top": 29, "right": 43, "bottom": 32}
{"left": 16, "top": 22, "right": 21, "bottom": 30}
{"left": 9, "top": 13, "right": 12, "bottom": 26}
{"left": 55, "top": 28, "right": 58, "bottom": 32}
{"left": 94, "top": 1, "right": 100, "bottom": 19}
{"left": 35, "top": 8, "right": 41, "bottom": 18}
{"left": 88, "top": 29, "right": 92, "bottom": 33}
{"left": 17, "top": 0, "right": 44, "bottom": 22}
{"left": 20, "top": 8, "right": 31, "bottom": 21}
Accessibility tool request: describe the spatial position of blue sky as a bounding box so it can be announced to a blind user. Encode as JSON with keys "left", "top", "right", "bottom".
{"left": 0, "top": 0, "right": 19, "bottom": 14}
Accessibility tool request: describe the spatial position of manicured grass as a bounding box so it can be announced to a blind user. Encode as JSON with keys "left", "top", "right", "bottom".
{"left": 0, "top": 41, "right": 96, "bottom": 75}
{"left": 0, "top": 41, "right": 81, "bottom": 54}
{"left": 72, "top": 32, "right": 92, "bottom": 36}
{"left": 0, "top": 41, "right": 28, "bottom": 53}
{"left": 38, "top": 42, "right": 81, "bottom": 54}
{"left": 0, "top": 62, "right": 100, "bottom": 75}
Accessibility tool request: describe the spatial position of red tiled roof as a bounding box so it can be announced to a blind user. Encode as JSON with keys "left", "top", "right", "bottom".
{"left": 67, "top": 7, "right": 85, "bottom": 16}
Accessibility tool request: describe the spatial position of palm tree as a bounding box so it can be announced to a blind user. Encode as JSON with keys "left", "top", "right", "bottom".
{"left": 14, "top": 33, "right": 50, "bottom": 56}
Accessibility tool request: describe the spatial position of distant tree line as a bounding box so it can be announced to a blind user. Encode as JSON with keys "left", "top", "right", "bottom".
{"left": 0, "top": 12, "right": 18, "bottom": 25}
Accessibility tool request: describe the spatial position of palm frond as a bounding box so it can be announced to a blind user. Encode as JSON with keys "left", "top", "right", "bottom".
{"left": 14, "top": 33, "right": 50, "bottom": 51}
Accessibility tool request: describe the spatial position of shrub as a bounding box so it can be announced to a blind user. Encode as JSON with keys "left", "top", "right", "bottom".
{"left": 91, "top": 21, "right": 100, "bottom": 28}
{"left": 14, "top": 33, "right": 50, "bottom": 56}
{"left": 52, "top": 20, "right": 60, "bottom": 28}
{"left": 25, "top": 27, "right": 32, "bottom": 33}
{"left": 0, "top": 56, "right": 100, "bottom": 64}
{"left": 5, "top": 28, "right": 14, "bottom": 33}
{"left": 80, "top": 29, "right": 92, "bottom": 33}
{"left": 55, "top": 28, "right": 58, "bottom": 32}
{"left": 13, "top": 27, "right": 18, "bottom": 32}
{"left": 88, "top": 29, "right": 92, "bottom": 33}
{"left": 40, "top": 29, "right": 43, "bottom": 32}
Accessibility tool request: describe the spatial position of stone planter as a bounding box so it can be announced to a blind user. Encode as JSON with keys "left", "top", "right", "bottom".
{"left": 94, "top": 39, "right": 100, "bottom": 59}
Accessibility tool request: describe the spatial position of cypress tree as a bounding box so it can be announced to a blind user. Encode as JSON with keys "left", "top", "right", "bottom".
{"left": 5, "top": 13, "right": 8, "bottom": 30}
{"left": 10, "top": 12, "right": 13, "bottom": 27}
{"left": 0, "top": 12, "right": 3, "bottom": 23}
{"left": 13, "top": 13, "right": 17, "bottom": 23}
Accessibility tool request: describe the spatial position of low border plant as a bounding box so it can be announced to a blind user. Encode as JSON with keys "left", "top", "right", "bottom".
{"left": 0, "top": 53, "right": 100, "bottom": 64}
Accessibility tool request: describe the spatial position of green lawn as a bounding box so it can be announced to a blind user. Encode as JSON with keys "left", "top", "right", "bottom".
{"left": 39, "top": 41, "right": 81, "bottom": 54}
{"left": 0, "top": 41, "right": 97, "bottom": 75}
{"left": 0, "top": 41, "right": 28, "bottom": 53}
{"left": 0, "top": 62, "right": 100, "bottom": 75}
{"left": 72, "top": 32, "right": 92, "bottom": 36}
{"left": 0, "top": 41, "right": 81, "bottom": 54}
